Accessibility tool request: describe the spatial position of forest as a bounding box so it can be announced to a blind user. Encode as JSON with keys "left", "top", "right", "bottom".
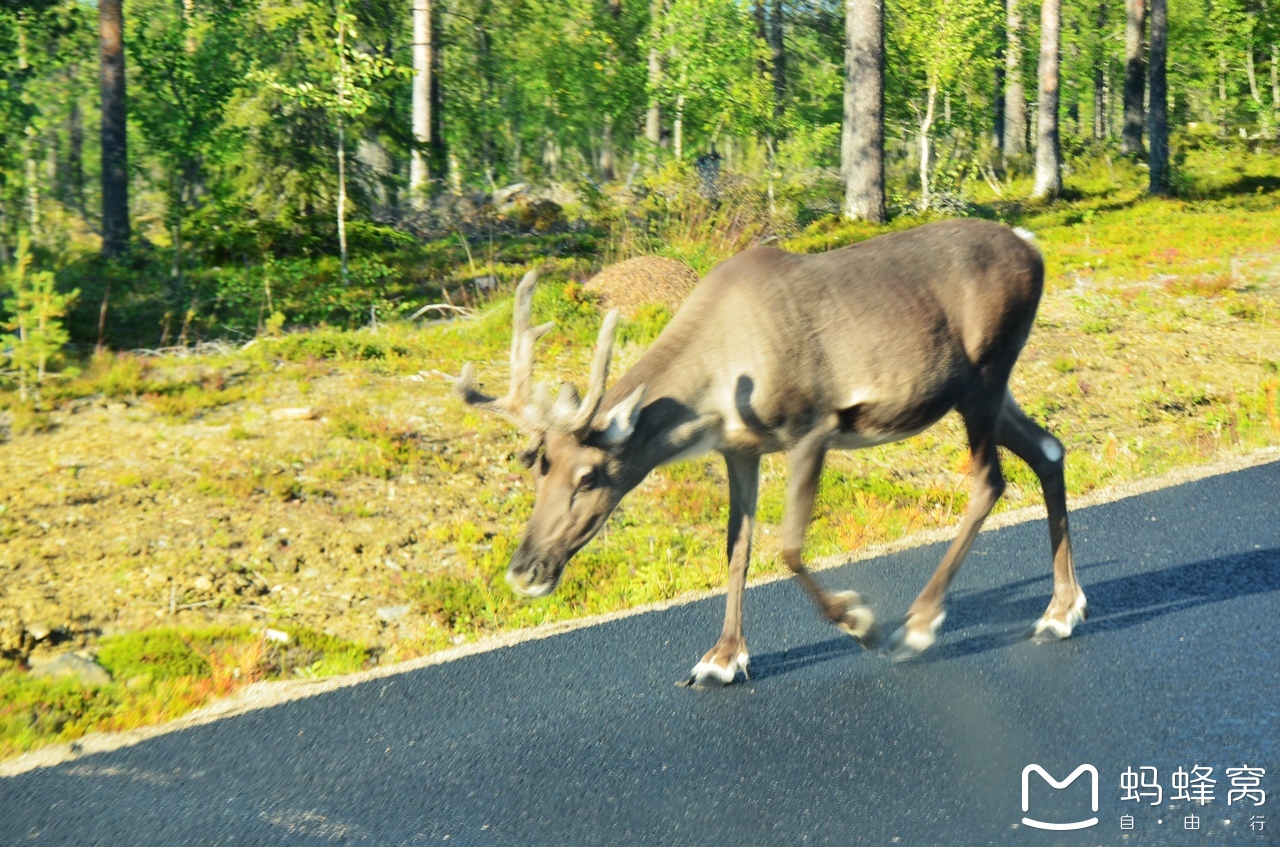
{"left": 0, "top": 0, "right": 1277, "bottom": 360}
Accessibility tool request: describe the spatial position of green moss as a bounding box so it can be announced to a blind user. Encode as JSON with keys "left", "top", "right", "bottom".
{"left": 0, "top": 627, "right": 374, "bottom": 758}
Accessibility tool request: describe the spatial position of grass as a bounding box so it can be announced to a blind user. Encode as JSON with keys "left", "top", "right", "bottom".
{"left": 0, "top": 626, "right": 371, "bottom": 760}
{"left": 1, "top": 144, "right": 1279, "bottom": 760}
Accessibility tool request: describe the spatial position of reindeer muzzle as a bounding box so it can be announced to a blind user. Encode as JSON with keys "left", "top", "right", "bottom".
{"left": 506, "top": 559, "right": 558, "bottom": 597}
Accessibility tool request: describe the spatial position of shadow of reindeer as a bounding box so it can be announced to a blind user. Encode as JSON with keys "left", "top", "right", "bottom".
{"left": 747, "top": 547, "right": 1280, "bottom": 678}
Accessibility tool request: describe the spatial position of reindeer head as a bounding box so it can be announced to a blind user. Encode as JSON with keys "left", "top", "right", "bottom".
{"left": 454, "top": 272, "right": 646, "bottom": 596}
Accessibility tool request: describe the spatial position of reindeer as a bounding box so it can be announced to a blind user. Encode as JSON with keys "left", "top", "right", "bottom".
{"left": 452, "top": 218, "right": 1087, "bottom": 686}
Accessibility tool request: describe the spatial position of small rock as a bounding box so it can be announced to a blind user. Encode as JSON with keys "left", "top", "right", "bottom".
{"left": 264, "top": 628, "right": 290, "bottom": 644}
{"left": 29, "top": 653, "right": 112, "bottom": 686}
{"left": 26, "top": 622, "right": 52, "bottom": 642}
{"left": 491, "top": 182, "right": 527, "bottom": 207}
{"left": 193, "top": 575, "right": 214, "bottom": 592}
{"left": 270, "top": 407, "right": 317, "bottom": 421}
{"left": 376, "top": 605, "right": 411, "bottom": 623}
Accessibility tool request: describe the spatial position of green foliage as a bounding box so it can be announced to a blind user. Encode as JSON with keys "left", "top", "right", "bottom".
{"left": 325, "top": 404, "right": 436, "bottom": 479}
{"left": 130, "top": 0, "right": 249, "bottom": 244}
{"left": 651, "top": 0, "right": 773, "bottom": 148}
{"left": 0, "top": 626, "right": 373, "bottom": 757}
{"left": 2, "top": 234, "right": 77, "bottom": 398}
{"left": 0, "top": 669, "right": 128, "bottom": 755}
{"left": 96, "top": 628, "right": 213, "bottom": 681}
{"left": 619, "top": 303, "right": 674, "bottom": 347}
{"left": 249, "top": 5, "right": 408, "bottom": 123}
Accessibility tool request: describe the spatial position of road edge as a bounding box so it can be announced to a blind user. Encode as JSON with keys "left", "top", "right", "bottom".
{"left": 3, "top": 445, "right": 1277, "bottom": 777}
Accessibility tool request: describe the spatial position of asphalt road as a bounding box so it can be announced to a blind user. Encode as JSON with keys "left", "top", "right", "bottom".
{"left": 2, "top": 461, "right": 1279, "bottom": 847}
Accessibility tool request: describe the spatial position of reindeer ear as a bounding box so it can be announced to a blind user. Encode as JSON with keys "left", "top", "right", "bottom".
{"left": 594, "top": 385, "right": 646, "bottom": 449}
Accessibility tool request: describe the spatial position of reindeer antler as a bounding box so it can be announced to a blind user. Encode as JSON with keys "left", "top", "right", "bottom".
{"left": 454, "top": 270, "right": 620, "bottom": 439}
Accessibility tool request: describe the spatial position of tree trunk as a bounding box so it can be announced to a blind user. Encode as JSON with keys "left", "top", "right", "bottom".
{"left": 181, "top": 0, "right": 196, "bottom": 52}
{"left": 66, "top": 65, "right": 86, "bottom": 216}
{"left": 1247, "top": 42, "right": 1272, "bottom": 138}
{"left": 477, "top": 0, "right": 496, "bottom": 176}
{"left": 1121, "top": 0, "right": 1147, "bottom": 154}
{"left": 769, "top": 0, "right": 786, "bottom": 120}
{"left": 99, "top": 0, "right": 130, "bottom": 255}
{"left": 1066, "top": 17, "right": 1081, "bottom": 137}
{"left": 1245, "top": 44, "right": 1262, "bottom": 107}
{"left": 599, "top": 116, "right": 615, "bottom": 180}
{"left": 1272, "top": 44, "right": 1279, "bottom": 111}
{"left": 1148, "top": 0, "right": 1169, "bottom": 195}
{"left": 1093, "top": 0, "right": 1107, "bottom": 139}
{"left": 410, "top": 0, "right": 432, "bottom": 209}
{"left": 600, "top": 0, "right": 620, "bottom": 179}
{"left": 17, "top": 14, "right": 39, "bottom": 237}
{"left": 754, "top": 0, "right": 767, "bottom": 75}
{"left": 1217, "top": 50, "right": 1227, "bottom": 134}
{"left": 674, "top": 91, "right": 685, "bottom": 160}
{"left": 338, "top": 116, "right": 349, "bottom": 282}
{"left": 337, "top": 15, "right": 349, "bottom": 283}
{"left": 645, "top": 0, "right": 662, "bottom": 146}
{"left": 841, "top": 0, "right": 885, "bottom": 222}
{"left": 995, "top": 58, "right": 1006, "bottom": 150}
{"left": 1004, "top": 0, "right": 1027, "bottom": 155}
{"left": 1033, "top": 0, "right": 1063, "bottom": 198}
{"left": 430, "top": 5, "right": 446, "bottom": 176}
{"left": 917, "top": 83, "right": 937, "bottom": 211}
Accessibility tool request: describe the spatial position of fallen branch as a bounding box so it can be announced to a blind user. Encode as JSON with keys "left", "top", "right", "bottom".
{"left": 407, "top": 303, "right": 473, "bottom": 321}
{"left": 979, "top": 163, "right": 1005, "bottom": 197}
{"left": 176, "top": 599, "right": 222, "bottom": 611}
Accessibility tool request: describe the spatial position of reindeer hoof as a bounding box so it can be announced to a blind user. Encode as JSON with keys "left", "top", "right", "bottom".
{"left": 831, "top": 591, "right": 879, "bottom": 648}
{"left": 677, "top": 652, "right": 749, "bottom": 688}
{"left": 1029, "top": 592, "right": 1088, "bottom": 643}
{"left": 883, "top": 612, "right": 945, "bottom": 663}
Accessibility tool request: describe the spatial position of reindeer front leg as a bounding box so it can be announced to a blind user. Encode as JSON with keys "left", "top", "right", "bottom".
{"left": 681, "top": 452, "right": 759, "bottom": 687}
{"left": 782, "top": 442, "right": 878, "bottom": 646}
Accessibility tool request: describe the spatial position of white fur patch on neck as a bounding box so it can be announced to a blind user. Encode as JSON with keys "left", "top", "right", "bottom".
{"left": 659, "top": 430, "right": 718, "bottom": 466}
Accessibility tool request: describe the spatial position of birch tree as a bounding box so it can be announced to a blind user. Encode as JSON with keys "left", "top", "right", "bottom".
{"left": 409, "top": 0, "right": 432, "bottom": 208}
{"left": 1032, "top": 0, "right": 1063, "bottom": 198}
{"left": 891, "top": 0, "right": 999, "bottom": 209}
{"left": 253, "top": 2, "right": 406, "bottom": 282}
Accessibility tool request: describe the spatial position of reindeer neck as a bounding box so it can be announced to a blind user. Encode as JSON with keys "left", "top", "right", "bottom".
{"left": 602, "top": 324, "right": 721, "bottom": 477}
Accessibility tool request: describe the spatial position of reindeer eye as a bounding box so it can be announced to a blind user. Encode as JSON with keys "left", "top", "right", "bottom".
{"left": 573, "top": 467, "right": 596, "bottom": 491}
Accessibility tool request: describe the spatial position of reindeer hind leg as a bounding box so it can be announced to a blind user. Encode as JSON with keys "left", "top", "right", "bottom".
{"left": 885, "top": 406, "right": 1006, "bottom": 662}
{"left": 996, "top": 393, "right": 1087, "bottom": 640}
